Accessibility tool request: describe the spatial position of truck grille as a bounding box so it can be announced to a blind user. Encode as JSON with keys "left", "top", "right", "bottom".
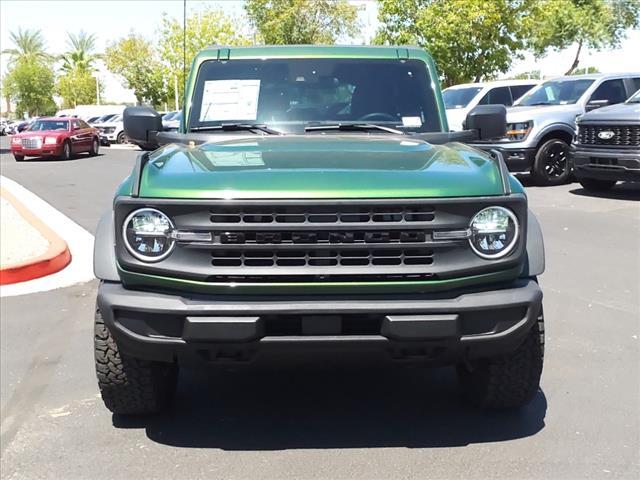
{"left": 21, "top": 137, "right": 42, "bottom": 149}
{"left": 116, "top": 198, "right": 528, "bottom": 284}
{"left": 578, "top": 125, "right": 640, "bottom": 147}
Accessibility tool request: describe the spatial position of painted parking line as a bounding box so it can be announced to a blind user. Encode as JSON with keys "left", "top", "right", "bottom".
{"left": 0, "top": 176, "right": 95, "bottom": 297}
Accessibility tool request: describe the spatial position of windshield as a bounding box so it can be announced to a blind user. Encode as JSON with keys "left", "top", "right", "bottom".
{"left": 189, "top": 58, "right": 441, "bottom": 133}
{"left": 29, "top": 120, "right": 69, "bottom": 131}
{"left": 442, "top": 87, "right": 482, "bottom": 109}
{"left": 516, "top": 79, "right": 594, "bottom": 106}
{"left": 627, "top": 90, "right": 640, "bottom": 103}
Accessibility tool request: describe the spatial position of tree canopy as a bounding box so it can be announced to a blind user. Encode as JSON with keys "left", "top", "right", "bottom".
{"left": 245, "top": 0, "right": 359, "bottom": 44}
{"left": 4, "top": 58, "right": 56, "bottom": 116}
{"left": 375, "top": 0, "right": 531, "bottom": 86}
{"left": 1, "top": 28, "right": 52, "bottom": 66}
{"left": 105, "top": 34, "right": 166, "bottom": 108}
{"left": 525, "top": 0, "right": 640, "bottom": 74}
{"left": 59, "top": 31, "right": 101, "bottom": 73}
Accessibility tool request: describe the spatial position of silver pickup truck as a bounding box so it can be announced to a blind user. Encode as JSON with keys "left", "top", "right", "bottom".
{"left": 471, "top": 73, "right": 640, "bottom": 185}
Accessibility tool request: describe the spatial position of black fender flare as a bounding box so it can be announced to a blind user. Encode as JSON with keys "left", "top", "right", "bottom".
{"left": 93, "top": 210, "right": 119, "bottom": 281}
{"left": 523, "top": 209, "right": 545, "bottom": 277}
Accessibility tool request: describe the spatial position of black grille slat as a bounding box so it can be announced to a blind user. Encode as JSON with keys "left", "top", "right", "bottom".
{"left": 578, "top": 124, "right": 640, "bottom": 147}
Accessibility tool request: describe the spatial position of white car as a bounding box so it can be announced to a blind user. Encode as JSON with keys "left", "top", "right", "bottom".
{"left": 443, "top": 80, "right": 539, "bottom": 131}
{"left": 94, "top": 114, "right": 126, "bottom": 144}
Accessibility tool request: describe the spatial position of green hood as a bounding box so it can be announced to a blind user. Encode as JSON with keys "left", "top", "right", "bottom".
{"left": 135, "top": 136, "right": 508, "bottom": 199}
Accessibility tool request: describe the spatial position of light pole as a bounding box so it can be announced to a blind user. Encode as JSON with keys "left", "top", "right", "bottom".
{"left": 94, "top": 75, "right": 101, "bottom": 106}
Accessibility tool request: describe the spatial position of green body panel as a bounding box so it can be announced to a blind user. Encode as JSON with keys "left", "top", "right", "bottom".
{"left": 118, "top": 266, "right": 522, "bottom": 296}
{"left": 181, "top": 45, "right": 448, "bottom": 133}
{"left": 137, "top": 137, "right": 507, "bottom": 199}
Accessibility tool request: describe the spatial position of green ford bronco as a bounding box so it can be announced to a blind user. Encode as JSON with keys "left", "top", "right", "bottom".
{"left": 94, "top": 46, "right": 545, "bottom": 414}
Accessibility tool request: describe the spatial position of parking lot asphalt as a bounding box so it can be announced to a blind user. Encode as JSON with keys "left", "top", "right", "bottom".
{"left": 0, "top": 136, "right": 638, "bottom": 479}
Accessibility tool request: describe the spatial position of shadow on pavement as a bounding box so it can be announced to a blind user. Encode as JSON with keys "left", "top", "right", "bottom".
{"left": 569, "top": 182, "right": 640, "bottom": 201}
{"left": 9, "top": 153, "right": 106, "bottom": 163}
{"left": 113, "top": 354, "right": 547, "bottom": 450}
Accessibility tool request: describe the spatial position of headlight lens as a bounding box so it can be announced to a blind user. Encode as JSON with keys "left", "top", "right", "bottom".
{"left": 44, "top": 137, "right": 57, "bottom": 144}
{"left": 122, "top": 208, "right": 175, "bottom": 261}
{"left": 469, "top": 206, "right": 519, "bottom": 259}
{"left": 506, "top": 121, "right": 532, "bottom": 141}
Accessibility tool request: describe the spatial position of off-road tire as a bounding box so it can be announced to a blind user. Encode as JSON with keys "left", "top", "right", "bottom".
{"left": 94, "top": 309, "right": 177, "bottom": 415}
{"left": 14, "top": 154, "right": 24, "bottom": 162}
{"left": 531, "top": 138, "right": 571, "bottom": 186}
{"left": 578, "top": 178, "right": 616, "bottom": 192}
{"left": 457, "top": 307, "right": 544, "bottom": 409}
{"left": 89, "top": 137, "right": 99, "bottom": 156}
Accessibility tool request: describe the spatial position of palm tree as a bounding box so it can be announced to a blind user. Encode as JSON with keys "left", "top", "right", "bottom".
{"left": 59, "top": 31, "right": 101, "bottom": 73}
{"left": 1, "top": 28, "right": 52, "bottom": 65}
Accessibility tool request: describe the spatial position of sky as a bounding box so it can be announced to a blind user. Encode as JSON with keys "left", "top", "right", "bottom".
{"left": 1, "top": 0, "right": 639, "bottom": 105}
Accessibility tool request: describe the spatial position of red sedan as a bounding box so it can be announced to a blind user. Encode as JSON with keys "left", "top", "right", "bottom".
{"left": 10, "top": 117, "right": 100, "bottom": 161}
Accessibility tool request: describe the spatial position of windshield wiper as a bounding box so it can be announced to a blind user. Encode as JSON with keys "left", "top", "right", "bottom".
{"left": 190, "top": 123, "right": 281, "bottom": 134}
{"left": 305, "top": 123, "right": 405, "bottom": 135}
{"left": 524, "top": 102, "right": 556, "bottom": 106}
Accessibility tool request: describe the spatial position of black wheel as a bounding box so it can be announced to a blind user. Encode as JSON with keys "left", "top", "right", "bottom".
{"left": 60, "top": 140, "right": 72, "bottom": 160}
{"left": 531, "top": 139, "right": 571, "bottom": 186}
{"left": 578, "top": 178, "right": 616, "bottom": 192}
{"left": 14, "top": 154, "right": 24, "bottom": 162}
{"left": 89, "top": 137, "right": 99, "bottom": 156}
{"left": 94, "top": 309, "right": 177, "bottom": 415}
{"left": 457, "top": 307, "right": 544, "bottom": 409}
{"left": 116, "top": 131, "right": 127, "bottom": 144}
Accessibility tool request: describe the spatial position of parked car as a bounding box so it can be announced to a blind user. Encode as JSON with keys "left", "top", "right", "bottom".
{"left": 94, "top": 114, "right": 127, "bottom": 145}
{"left": 10, "top": 117, "right": 99, "bottom": 161}
{"left": 6, "top": 120, "right": 30, "bottom": 135}
{"left": 470, "top": 73, "right": 640, "bottom": 185}
{"left": 443, "top": 80, "right": 539, "bottom": 131}
{"left": 94, "top": 45, "right": 547, "bottom": 415}
{"left": 572, "top": 89, "right": 640, "bottom": 191}
{"left": 0, "top": 119, "right": 7, "bottom": 136}
{"left": 162, "top": 110, "right": 182, "bottom": 131}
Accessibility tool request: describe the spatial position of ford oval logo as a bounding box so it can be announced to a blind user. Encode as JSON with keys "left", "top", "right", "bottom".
{"left": 597, "top": 130, "right": 615, "bottom": 140}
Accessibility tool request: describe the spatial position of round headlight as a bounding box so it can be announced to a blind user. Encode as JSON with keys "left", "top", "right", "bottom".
{"left": 122, "top": 208, "right": 175, "bottom": 261}
{"left": 469, "top": 206, "right": 519, "bottom": 259}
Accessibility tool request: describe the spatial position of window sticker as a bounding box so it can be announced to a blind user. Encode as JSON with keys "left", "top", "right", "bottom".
{"left": 402, "top": 116, "right": 422, "bottom": 127}
{"left": 199, "top": 79, "right": 261, "bottom": 122}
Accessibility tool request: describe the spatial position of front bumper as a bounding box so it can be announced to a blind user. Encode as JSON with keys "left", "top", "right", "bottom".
{"left": 11, "top": 143, "right": 63, "bottom": 157}
{"left": 97, "top": 279, "right": 543, "bottom": 365}
{"left": 468, "top": 142, "right": 536, "bottom": 172}
{"left": 572, "top": 145, "right": 640, "bottom": 182}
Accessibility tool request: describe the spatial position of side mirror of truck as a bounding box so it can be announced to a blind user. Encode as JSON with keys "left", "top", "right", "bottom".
{"left": 123, "top": 106, "right": 162, "bottom": 150}
{"left": 465, "top": 105, "right": 507, "bottom": 141}
{"left": 585, "top": 99, "right": 609, "bottom": 112}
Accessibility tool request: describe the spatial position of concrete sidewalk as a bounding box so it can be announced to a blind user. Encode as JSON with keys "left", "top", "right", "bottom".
{"left": 0, "top": 187, "right": 70, "bottom": 285}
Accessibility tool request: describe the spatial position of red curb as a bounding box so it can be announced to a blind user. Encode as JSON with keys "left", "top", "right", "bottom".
{"left": 0, "top": 187, "right": 71, "bottom": 285}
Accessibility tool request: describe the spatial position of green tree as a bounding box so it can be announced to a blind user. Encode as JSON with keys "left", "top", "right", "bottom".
{"left": 158, "top": 7, "right": 249, "bottom": 108}
{"left": 59, "top": 31, "right": 101, "bottom": 73}
{"left": 1, "top": 28, "right": 52, "bottom": 66}
{"left": 572, "top": 66, "right": 600, "bottom": 75}
{"left": 526, "top": 0, "right": 640, "bottom": 75}
{"left": 56, "top": 69, "right": 101, "bottom": 108}
{"left": 4, "top": 58, "right": 56, "bottom": 116}
{"left": 105, "top": 34, "right": 166, "bottom": 107}
{"left": 375, "top": 0, "right": 531, "bottom": 86}
{"left": 245, "top": 0, "right": 359, "bottom": 44}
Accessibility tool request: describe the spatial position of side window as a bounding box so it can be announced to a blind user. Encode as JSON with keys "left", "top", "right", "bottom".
{"left": 510, "top": 85, "right": 535, "bottom": 102}
{"left": 78, "top": 120, "right": 90, "bottom": 129}
{"left": 632, "top": 78, "right": 640, "bottom": 94}
{"left": 478, "top": 87, "right": 512, "bottom": 106}
{"left": 71, "top": 120, "right": 79, "bottom": 130}
{"left": 589, "top": 79, "right": 627, "bottom": 105}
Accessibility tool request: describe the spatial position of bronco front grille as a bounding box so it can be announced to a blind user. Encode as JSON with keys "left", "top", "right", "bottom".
{"left": 115, "top": 197, "right": 528, "bottom": 284}
{"left": 21, "top": 137, "right": 42, "bottom": 149}
{"left": 578, "top": 124, "right": 640, "bottom": 147}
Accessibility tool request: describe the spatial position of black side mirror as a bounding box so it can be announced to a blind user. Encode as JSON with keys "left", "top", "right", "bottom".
{"left": 586, "top": 99, "right": 609, "bottom": 111}
{"left": 465, "top": 104, "right": 507, "bottom": 140}
{"left": 123, "top": 106, "right": 162, "bottom": 150}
